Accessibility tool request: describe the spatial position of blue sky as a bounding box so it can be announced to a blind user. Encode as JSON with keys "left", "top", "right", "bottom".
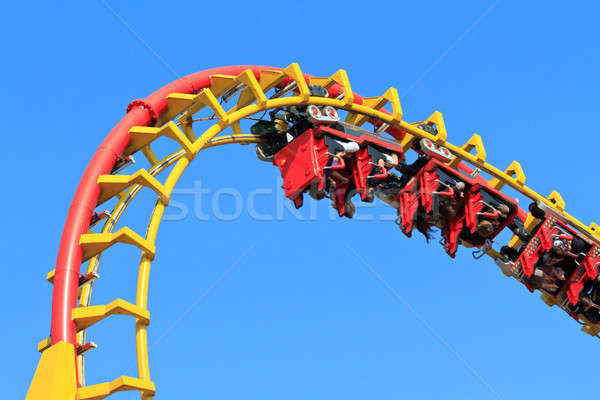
{"left": 4, "top": 1, "right": 600, "bottom": 399}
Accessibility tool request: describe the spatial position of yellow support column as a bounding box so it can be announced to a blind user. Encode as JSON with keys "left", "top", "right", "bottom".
{"left": 26, "top": 342, "right": 78, "bottom": 400}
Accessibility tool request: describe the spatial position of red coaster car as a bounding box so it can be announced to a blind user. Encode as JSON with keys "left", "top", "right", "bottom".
{"left": 273, "top": 119, "right": 403, "bottom": 217}
{"left": 394, "top": 158, "right": 519, "bottom": 257}
{"left": 566, "top": 245, "right": 600, "bottom": 306}
{"left": 512, "top": 212, "right": 594, "bottom": 304}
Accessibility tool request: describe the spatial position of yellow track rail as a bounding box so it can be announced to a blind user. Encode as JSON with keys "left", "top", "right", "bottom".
{"left": 37, "top": 63, "right": 600, "bottom": 400}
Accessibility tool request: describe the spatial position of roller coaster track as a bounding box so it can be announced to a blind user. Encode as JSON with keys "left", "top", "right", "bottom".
{"left": 26, "top": 64, "right": 600, "bottom": 400}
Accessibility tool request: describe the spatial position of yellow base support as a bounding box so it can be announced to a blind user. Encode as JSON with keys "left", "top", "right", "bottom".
{"left": 78, "top": 376, "right": 155, "bottom": 400}
{"left": 26, "top": 342, "right": 78, "bottom": 400}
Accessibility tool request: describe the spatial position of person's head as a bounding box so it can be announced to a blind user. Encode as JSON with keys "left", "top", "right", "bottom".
{"left": 552, "top": 238, "right": 569, "bottom": 256}
{"left": 477, "top": 219, "right": 495, "bottom": 237}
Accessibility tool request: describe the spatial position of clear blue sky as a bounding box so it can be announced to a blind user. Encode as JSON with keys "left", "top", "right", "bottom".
{"left": 4, "top": 1, "right": 600, "bottom": 399}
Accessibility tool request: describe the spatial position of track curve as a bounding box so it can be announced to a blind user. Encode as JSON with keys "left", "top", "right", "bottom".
{"left": 28, "top": 63, "right": 600, "bottom": 400}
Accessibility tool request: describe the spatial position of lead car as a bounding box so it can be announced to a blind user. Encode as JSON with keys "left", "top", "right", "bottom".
{"left": 500, "top": 203, "right": 600, "bottom": 330}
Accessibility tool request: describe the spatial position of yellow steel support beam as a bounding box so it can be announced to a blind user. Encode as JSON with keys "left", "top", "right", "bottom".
{"left": 548, "top": 190, "right": 566, "bottom": 212}
{"left": 163, "top": 93, "right": 197, "bottom": 123}
{"left": 141, "top": 145, "right": 160, "bottom": 167}
{"left": 72, "top": 298, "right": 150, "bottom": 331}
{"left": 196, "top": 88, "right": 229, "bottom": 123}
{"left": 126, "top": 122, "right": 194, "bottom": 158}
{"left": 160, "top": 121, "right": 194, "bottom": 157}
{"left": 449, "top": 133, "right": 487, "bottom": 167}
{"left": 589, "top": 222, "right": 600, "bottom": 238}
{"left": 258, "top": 69, "right": 286, "bottom": 93}
{"left": 383, "top": 87, "right": 403, "bottom": 123}
{"left": 80, "top": 227, "right": 155, "bottom": 262}
{"left": 488, "top": 160, "right": 526, "bottom": 190}
{"left": 424, "top": 110, "right": 447, "bottom": 144}
{"left": 209, "top": 74, "right": 237, "bottom": 98}
{"left": 282, "top": 63, "right": 310, "bottom": 101}
{"left": 37, "top": 337, "right": 52, "bottom": 353}
{"left": 347, "top": 87, "right": 402, "bottom": 127}
{"left": 310, "top": 69, "right": 354, "bottom": 104}
{"left": 235, "top": 69, "right": 267, "bottom": 109}
{"left": 325, "top": 69, "right": 355, "bottom": 105}
{"left": 78, "top": 376, "right": 155, "bottom": 400}
{"left": 46, "top": 269, "right": 55, "bottom": 284}
{"left": 125, "top": 127, "right": 161, "bottom": 156}
{"left": 177, "top": 114, "right": 197, "bottom": 142}
{"left": 97, "top": 169, "right": 169, "bottom": 206}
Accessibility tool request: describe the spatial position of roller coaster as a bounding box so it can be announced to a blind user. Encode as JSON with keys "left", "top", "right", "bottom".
{"left": 26, "top": 64, "right": 600, "bottom": 400}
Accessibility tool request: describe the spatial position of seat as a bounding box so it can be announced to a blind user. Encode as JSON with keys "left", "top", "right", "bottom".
{"left": 393, "top": 158, "right": 469, "bottom": 258}
{"left": 352, "top": 145, "right": 401, "bottom": 201}
{"left": 462, "top": 185, "right": 518, "bottom": 246}
{"left": 397, "top": 178, "right": 419, "bottom": 237}
{"left": 274, "top": 129, "right": 354, "bottom": 210}
{"left": 441, "top": 214, "right": 466, "bottom": 258}
{"left": 418, "top": 163, "right": 463, "bottom": 219}
{"left": 566, "top": 245, "right": 599, "bottom": 305}
{"left": 516, "top": 217, "right": 572, "bottom": 278}
{"left": 514, "top": 215, "right": 592, "bottom": 309}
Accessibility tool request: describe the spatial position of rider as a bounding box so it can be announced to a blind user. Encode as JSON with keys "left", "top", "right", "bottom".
{"left": 253, "top": 84, "right": 330, "bottom": 161}
{"left": 413, "top": 180, "right": 466, "bottom": 242}
{"left": 474, "top": 203, "right": 510, "bottom": 239}
{"left": 364, "top": 151, "right": 401, "bottom": 202}
{"left": 577, "top": 275, "right": 600, "bottom": 324}
{"left": 527, "top": 236, "right": 585, "bottom": 293}
{"left": 397, "top": 155, "right": 430, "bottom": 188}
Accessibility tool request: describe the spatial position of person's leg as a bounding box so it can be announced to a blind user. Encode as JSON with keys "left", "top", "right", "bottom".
{"left": 343, "top": 184, "right": 356, "bottom": 218}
